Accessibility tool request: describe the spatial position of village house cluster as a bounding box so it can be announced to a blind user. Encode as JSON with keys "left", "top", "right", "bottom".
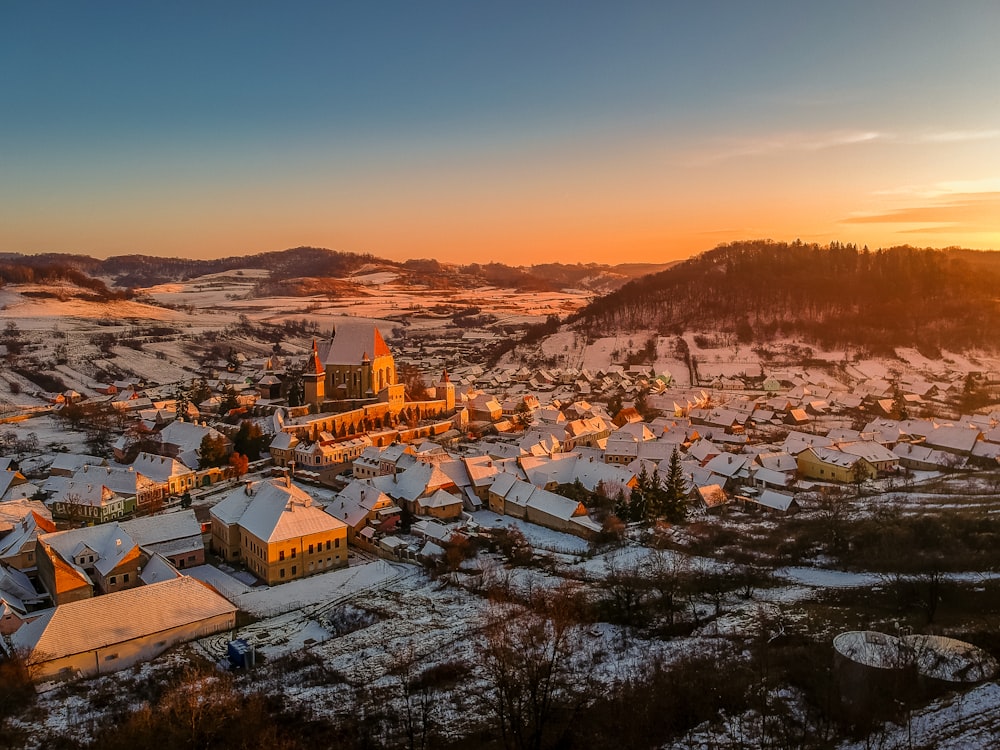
{"left": 2, "top": 319, "right": 999, "bottom": 680}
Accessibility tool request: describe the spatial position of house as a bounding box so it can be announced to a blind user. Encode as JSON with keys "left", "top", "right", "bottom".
{"left": 835, "top": 441, "right": 899, "bottom": 474}
{"left": 72, "top": 464, "right": 163, "bottom": 511}
{"left": 923, "top": 425, "right": 981, "bottom": 456}
{"left": 796, "top": 446, "right": 876, "bottom": 483}
{"left": 695, "top": 484, "right": 729, "bottom": 512}
{"left": 325, "top": 481, "right": 401, "bottom": 542}
{"left": 0, "top": 508, "right": 56, "bottom": 572}
{"left": 36, "top": 524, "right": 143, "bottom": 605}
{"left": 0, "top": 564, "right": 46, "bottom": 634}
{"left": 158, "top": 420, "right": 232, "bottom": 468}
{"left": 210, "top": 476, "right": 348, "bottom": 585}
{"left": 371, "top": 460, "right": 460, "bottom": 517}
{"left": 487, "top": 475, "right": 597, "bottom": 539}
{"left": 412, "top": 488, "right": 464, "bottom": 520}
{"left": 47, "top": 480, "right": 130, "bottom": 523}
{"left": 12, "top": 576, "right": 237, "bottom": 680}
{"left": 121, "top": 509, "right": 205, "bottom": 570}
{"left": 126, "top": 452, "right": 196, "bottom": 498}
{"left": 744, "top": 489, "right": 800, "bottom": 514}
{"left": 468, "top": 393, "right": 503, "bottom": 422}
{"left": 268, "top": 431, "right": 299, "bottom": 467}
{"left": 48, "top": 454, "right": 106, "bottom": 478}
{"left": 893, "top": 442, "right": 966, "bottom": 471}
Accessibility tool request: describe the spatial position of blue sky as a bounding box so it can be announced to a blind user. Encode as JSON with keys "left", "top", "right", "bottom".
{"left": 3, "top": 1, "right": 999, "bottom": 263}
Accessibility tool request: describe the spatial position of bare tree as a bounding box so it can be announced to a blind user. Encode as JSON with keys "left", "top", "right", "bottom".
{"left": 477, "top": 586, "right": 593, "bottom": 750}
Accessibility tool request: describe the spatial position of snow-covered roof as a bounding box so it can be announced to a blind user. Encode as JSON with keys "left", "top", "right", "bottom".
{"left": 121, "top": 509, "right": 202, "bottom": 548}
{"left": 212, "top": 478, "right": 345, "bottom": 544}
{"left": 12, "top": 575, "right": 235, "bottom": 662}
{"left": 39, "top": 523, "right": 139, "bottom": 578}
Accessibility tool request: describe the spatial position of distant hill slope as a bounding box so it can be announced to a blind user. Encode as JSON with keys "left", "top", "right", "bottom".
{"left": 0, "top": 248, "right": 672, "bottom": 295}
{"left": 572, "top": 240, "right": 1000, "bottom": 353}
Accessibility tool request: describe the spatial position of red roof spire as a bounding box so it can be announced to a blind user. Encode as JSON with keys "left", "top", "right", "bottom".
{"left": 308, "top": 339, "right": 324, "bottom": 375}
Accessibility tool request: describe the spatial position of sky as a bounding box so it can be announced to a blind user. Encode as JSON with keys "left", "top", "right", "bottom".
{"left": 2, "top": 1, "right": 1000, "bottom": 265}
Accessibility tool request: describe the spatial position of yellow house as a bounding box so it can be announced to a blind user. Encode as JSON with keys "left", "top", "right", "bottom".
{"left": 796, "top": 446, "right": 876, "bottom": 483}
{"left": 211, "top": 477, "right": 348, "bottom": 585}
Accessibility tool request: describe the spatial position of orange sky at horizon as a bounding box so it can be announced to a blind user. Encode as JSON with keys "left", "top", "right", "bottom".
{"left": 3, "top": 4, "right": 1000, "bottom": 266}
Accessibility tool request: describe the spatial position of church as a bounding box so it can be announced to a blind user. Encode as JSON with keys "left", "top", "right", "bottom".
{"left": 318, "top": 320, "right": 397, "bottom": 400}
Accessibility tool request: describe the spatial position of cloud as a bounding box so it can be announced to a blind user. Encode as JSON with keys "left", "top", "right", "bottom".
{"left": 914, "top": 129, "right": 1000, "bottom": 144}
{"left": 697, "top": 128, "right": 1000, "bottom": 165}
{"left": 697, "top": 130, "right": 885, "bottom": 163}
{"left": 839, "top": 192, "right": 1000, "bottom": 232}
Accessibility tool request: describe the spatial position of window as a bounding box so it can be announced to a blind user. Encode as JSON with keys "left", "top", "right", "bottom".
{"left": 279, "top": 550, "right": 285, "bottom": 561}
{"left": 291, "top": 548, "right": 296, "bottom": 558}
{"left": 291, "top": 565, "right": 297, "bottom": 575}
{"left": 105, "top": 653, "right": 118, "bottom": 661}
{"left": 335, "top": 538, "right": 340, "bottom": 548}
{"left": 326, "top": 540, "right": 331, "bottom": 551}
{"left": 109, "top": 576, "right": 117, "bottom": 585}
{"left": 308, "top": 544, "right": 314, "bottom": 554}
{"left": 280, "top": 568, "right": 285, "bottom": 579}
{"left": 123, "top": 573, "right": 130, "bottom": 583}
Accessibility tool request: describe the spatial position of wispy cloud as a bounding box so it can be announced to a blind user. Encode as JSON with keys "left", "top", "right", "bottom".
{"left": 913, "top": 129, "right": 1000, "bottom": 144}
{"left": 699, "top": 130, "right": 885, "bottom": 163}
{"left": 697, "top": 128, "right": 1000, "bottom": 164}
{"left": 839, "top": 192, "right": 1000, "bottom": 233}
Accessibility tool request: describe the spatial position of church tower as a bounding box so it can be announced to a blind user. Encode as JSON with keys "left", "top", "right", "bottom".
{"left": 438, "top": 368, "right": 455, "bottom": 412}
{"left": 303, "top": 339, "right": 326, "bottom": 408}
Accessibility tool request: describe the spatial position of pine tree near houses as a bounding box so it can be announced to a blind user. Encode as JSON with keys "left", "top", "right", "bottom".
{"left": 661, "top": 447, "right": 689, "bottom": 523}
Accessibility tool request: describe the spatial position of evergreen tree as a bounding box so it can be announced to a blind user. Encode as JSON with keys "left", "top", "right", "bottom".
{"left": 630, "top": 466, "right": 650, "bottom": 522}
{"left": 613, "top": 488, "right": 629, "bottom": 521}
{"left": 198, "top": 433, "right": 229, "bottom": 469}
{"left": 233, "top": 420, "right": 266, "bottom": 460}
{"left": 662, "top": 447, "right": 688, "bottom": 523}
{"left": 219, "top": 385, "right": 240, "bottom": 415}
{"left": 648, "top": 467, "right": 670, "bottom": 520}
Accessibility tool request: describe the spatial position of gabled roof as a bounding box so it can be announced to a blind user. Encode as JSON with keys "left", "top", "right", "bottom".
{"left": 320, "top": 321, "right": 392, "bottom": 365}
{"left": 40, "top": 523, "right": 140, "bottom": 577}
{"left": 126, "top": 453, "right": 193, "bottom": 482}
{"left": 418, "top": 488, "right": 463, "bottom": 509}
{"left": 12, "top": 576, "right": 236, "bottom": 662}
{"left": 754, "top": 489, "right": 797, "bottom": 512}
{"left": 212, "top": 478, "right": 345, "bottom": 543}
{"left": 121, "top": 509, "right": 202, "bottom": 548}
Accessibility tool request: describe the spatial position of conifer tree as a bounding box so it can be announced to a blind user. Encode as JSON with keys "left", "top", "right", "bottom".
{"left": 662, "top": 447, "right": 688, "bottom": 523}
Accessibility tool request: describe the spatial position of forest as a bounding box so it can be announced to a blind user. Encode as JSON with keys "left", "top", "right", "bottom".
{"left": 573, "top": 240, "right": 1000, "bottom": 354}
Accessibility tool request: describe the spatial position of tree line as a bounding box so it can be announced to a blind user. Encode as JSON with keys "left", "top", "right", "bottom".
{"left": 573, "top": 240, "right": 1000, "bottom": 353}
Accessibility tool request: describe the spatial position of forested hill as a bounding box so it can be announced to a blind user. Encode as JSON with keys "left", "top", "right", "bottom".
{"left": 0, "top": 248, "right": 670, "bottom": 294}
{"left": 572, "top": 241, "right": 1000, "bottom": 353}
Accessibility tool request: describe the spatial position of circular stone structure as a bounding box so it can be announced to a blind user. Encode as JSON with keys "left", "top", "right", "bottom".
{"left": 833, "top": 631, "right": 908, "bottom": 670}
{"left": 903, "top": 634, "right": 999, "bottom": 683}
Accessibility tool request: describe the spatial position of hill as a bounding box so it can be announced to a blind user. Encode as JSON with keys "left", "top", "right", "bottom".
{"left": 572, "top": 240, "right": 1000, "bottom": 354}
{"left": 0, "top": 248, "right": 671, "bottom": 296}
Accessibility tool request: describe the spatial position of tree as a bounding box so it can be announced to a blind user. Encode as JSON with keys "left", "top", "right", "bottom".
{"left": 283, "top": 365, "right": 304, "bottom": 407}
{"left": 218, "top": 385, "right": 239, "bottom": 416}
{"left": 233, "top": 420, "right": 266, "bottom": 460}
{"left": 399, "top": 363, "right": 429, "bottom": 401}
{"left": 188, "top": 376, "right": 212, "bottom": 405}
{"left": 660, "top": 448, "right": 689, "bottom": 523}
{"left": 477, "top": 586, "right": 592, "bottom": 750}
{"left": 198, "top": 433, "right": 229, "bottom": 469}
{"left": 228, "top": 452, "right": 249, "bottom": 478}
